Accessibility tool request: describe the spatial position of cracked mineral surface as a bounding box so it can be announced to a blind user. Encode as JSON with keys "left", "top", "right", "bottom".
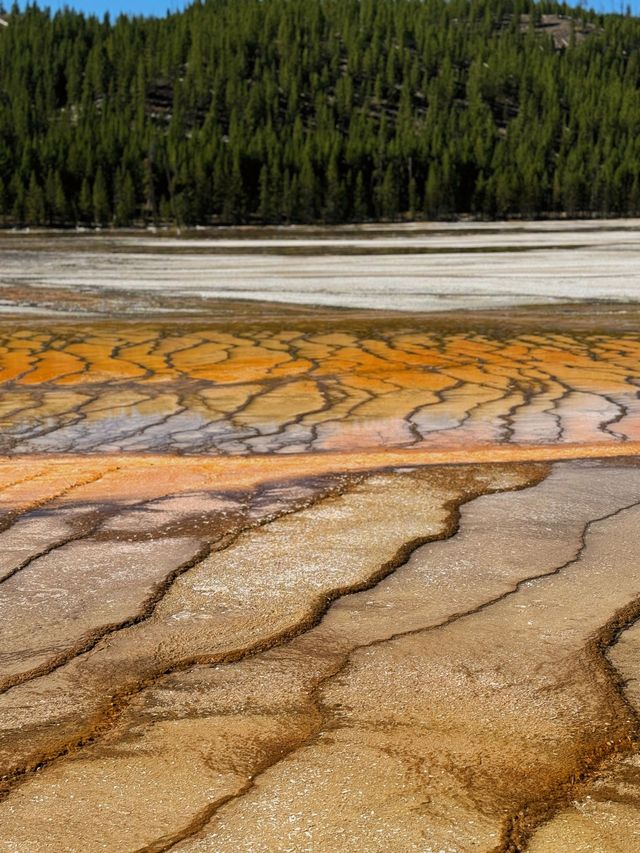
{"left": 1, "top": 226, "right": 640, "bottom": 852}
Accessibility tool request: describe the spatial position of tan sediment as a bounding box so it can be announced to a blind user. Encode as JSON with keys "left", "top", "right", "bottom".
{"left": 155, "top": 462, "right": 640, "bottom": 853}
{"left": 523, "top": 613, "right": 640, "bottom": 851}
{"left": 0, "top": 470, "right": 360, "bottom": 696}
{"left": 0, "top": 540, "right": 210, "bottom": 691}
{"left": 6, "top": 462, "right": 640, "bottom": 851}
{"left": 0, "top": 462, "right": 545, "bottom": 836}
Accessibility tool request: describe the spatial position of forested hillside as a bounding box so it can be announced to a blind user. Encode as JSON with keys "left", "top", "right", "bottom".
{"left": 1, "top": 0, "right": 640, "bottom": 226}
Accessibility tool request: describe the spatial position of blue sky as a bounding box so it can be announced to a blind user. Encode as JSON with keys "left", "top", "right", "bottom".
{"left": 11, "top": 0, "right": 640, "bottom": 17}
{"left": 15, "top": 0, "right": 190, "bottom": 16}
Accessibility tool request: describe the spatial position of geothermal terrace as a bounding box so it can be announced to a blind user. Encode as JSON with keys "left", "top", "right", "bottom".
{"left": 0, "top": 222, "right": 639, "bottom": 851}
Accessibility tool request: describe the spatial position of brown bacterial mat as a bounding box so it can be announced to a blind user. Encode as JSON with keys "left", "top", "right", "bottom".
{"left": 0, "top": 294, "right": 640, "bottom": 852}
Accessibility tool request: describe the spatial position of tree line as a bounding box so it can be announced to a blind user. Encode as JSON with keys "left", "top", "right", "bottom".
{"left": 0, "top": 0, "right": 639, "bottom": 226}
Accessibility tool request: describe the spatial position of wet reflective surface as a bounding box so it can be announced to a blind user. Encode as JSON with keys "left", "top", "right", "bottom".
{"left": 1, "top": 321, "right": 640, "bottom": 455}
{"left": 1, "top": 239, "right": 640, "bottom": 852}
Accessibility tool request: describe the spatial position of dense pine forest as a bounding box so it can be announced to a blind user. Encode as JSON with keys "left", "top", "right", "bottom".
{"left": 0, "top": 0, "right": 640, "bottom": 226}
